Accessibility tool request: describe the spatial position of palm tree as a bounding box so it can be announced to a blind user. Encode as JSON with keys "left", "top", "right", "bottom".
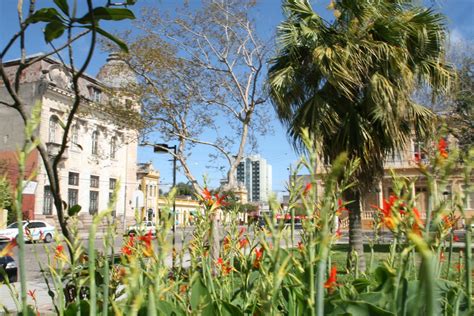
{"left": 268, "top": 0, "right": 453, "bottom": 270}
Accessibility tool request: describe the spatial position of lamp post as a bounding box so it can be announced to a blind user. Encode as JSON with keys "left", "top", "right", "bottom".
{"left": 153, "top": 143, "right": 177, "bottom": 269}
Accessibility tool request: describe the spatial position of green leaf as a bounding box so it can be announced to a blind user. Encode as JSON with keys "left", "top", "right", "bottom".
{"left": 68, "top": 204, "right": 82, "bottom": 217}
{"left": 221, "top": 301, "right": 243, "bottom": 316}
{"left": 44, "top": 21, "right": 65, "bottom": 43}
{"left": 190, "top": 275, "right": 210, "bottom": 312}
{"left": 54, "top": 0, "right": 69, "bottom": 16}
{"left": 77, "top": 7, "right": 135, "bottom": 24}
{"left": 93, "top": 27, "right": 129, "bottom": 53}
{"left": 26, "top": 8, "right": 64, "bottom": 24}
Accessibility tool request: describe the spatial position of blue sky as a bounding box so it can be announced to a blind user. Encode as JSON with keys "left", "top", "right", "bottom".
{"left": 1, "top": 0, "right": 473, "bottom": 194}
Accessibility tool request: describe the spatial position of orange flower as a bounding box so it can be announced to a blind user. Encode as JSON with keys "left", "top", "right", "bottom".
{"left": 214, "top": 193, "right": 228, "bottom": 208}
{"left": 217, "top": 257, "right": 224, "bottom": 265}
{"left": 0, "top": 239, "right": 17, "bottom": 257}
{"left": 335, "top": 229, "right": 342, "bottom": 239}
{"left": 324, "top": 266, "right": 337, "bottom": 291}
{"left": 179, "top": 284, "right": 188, "bottom": 294}
{"left": 303, "top": 183, "right": 312, "bottom": 196}
{"left": 223, "top": 236, "right": 231, "bottom": 250}
{"left": 438, "top": 139, "right": 448, "bottom": 159}
{"left": 238, "top": 237, "right": 249, "bottom": 249}
{"left": 337, "top": 199, "right": 347, "bottom": 215}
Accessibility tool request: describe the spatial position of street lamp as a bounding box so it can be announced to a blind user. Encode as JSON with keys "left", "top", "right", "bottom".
{"left": 153, "top": 143, "right": 177, "bottom": 269}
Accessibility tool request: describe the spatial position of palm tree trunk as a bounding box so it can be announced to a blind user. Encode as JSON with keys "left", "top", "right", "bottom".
{"left": 345, "top": 189, "right": 366, "bottom": 272}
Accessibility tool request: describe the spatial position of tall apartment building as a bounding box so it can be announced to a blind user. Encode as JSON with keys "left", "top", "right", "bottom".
{"left": 236, "top": 155, "right": 272, "bottom": 202}
{"left": 0, "top": 54, "right": 138, "bottom": 227}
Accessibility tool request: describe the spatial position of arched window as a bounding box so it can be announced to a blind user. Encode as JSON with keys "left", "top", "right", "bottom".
{"left": 48, "top": 116, "right": 58, "bottom": 143}
{"left": 110, "top": 136, "right": 117, "bottom": 159}
{"left": 71, "top": 124, "right": 79, "bottom": 145}
{"left": 91, "top": 131, "right": 98, "bottom": 155}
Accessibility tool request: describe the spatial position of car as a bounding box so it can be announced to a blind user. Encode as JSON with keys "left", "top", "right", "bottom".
{"left": 126, "top": 221, "right": 156, "bottom": 236}
{"left": 0, "top": 255, "right": 17, "bottom": 283}
{"left": 0, "top": 220, "right": 55, "bottom": 243}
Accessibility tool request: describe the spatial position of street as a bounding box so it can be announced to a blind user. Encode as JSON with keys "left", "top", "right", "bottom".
{"left": 0, "top": 227, "right": 470, "bottom": 313}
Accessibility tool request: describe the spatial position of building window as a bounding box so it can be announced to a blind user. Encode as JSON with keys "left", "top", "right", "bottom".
{"left": 43, "top": 186, "right": 53, "bottom": 215}
{"left": 68, "top": 172, "right": 79, "bottom": 186}
{"left": 89, "top": 191, "right": 99, "bottom": 214}
{"left": 68, "top": 188, "right": 78, "bottom": 208}
{"left": 91, "top": 87, "right": 102, "bottom": 102}
{"left": 413, "top": 140, "right": 426, "bottom": 161}
{"left": 109, "top": 178, "right": 117, "bottom": 190}
{"left": 463, "top": 185, "right": 474, "bottom": 209}
{"left": 91, "top": 131, "right": 98, "bottom": 155}
{"left": 90, "top": 175, "right": 99, "bottom": 188}
{"left": 110, "top": 136, "right": 117, "bottom": 159}
{"left": 71, "top": 124, "right": 79, "bottom": 145}
{"left": 48, "top": 116, "right": 58, "bottom": 143}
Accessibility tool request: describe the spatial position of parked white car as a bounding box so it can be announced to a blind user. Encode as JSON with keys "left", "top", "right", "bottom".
{"left": 127, "top": 221, "right": 156, "bottom": 236}
{"left": 0, "top": 221, "right": 55, "bottom": 243}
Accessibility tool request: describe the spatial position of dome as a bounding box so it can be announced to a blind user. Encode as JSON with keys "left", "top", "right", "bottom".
{"left": 96, "top": 52, "right": 137, "bottom": 88}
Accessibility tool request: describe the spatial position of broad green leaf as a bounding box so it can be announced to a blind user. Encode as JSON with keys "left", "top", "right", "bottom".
{"left": 77, "top": 7, "right": 135, "bottom": 24}
{"left": 68, "top": 204, "right": 82, "bottom": 217}
{"left": 92, "top": 27, "right": 129, "bottom": 53}
{"left": 26, "top": 8, "right": 64, "bottom": 24}
{"left": 221, "top": 301, "right": 243, "bottom": 316}
{"left": 44, "top": 21, "right": 65, "bottom": 43}
{"left": 54, "top": 0, "right": 69, "bottom": 16}
{"left": 190, "top": 276, "right": 210, "bottom": 311}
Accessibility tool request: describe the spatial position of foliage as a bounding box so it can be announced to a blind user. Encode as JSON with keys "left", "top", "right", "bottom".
{"left": 267, "top": 0, "right": 454, "bottom": 269}
{"left": 3, "top": 127, "right": 472, "bottom": 316}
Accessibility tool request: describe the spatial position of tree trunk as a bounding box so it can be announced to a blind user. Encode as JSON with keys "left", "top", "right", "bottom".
{"left": 345, "top": 189, "right": 366, "bottom": 272}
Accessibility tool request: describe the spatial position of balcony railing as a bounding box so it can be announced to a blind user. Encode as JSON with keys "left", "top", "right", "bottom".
{"left": 384, "top": 151, "right": 429, "bottom": 168}
{"left": 46, "top": 142, "right": 68, "bottom": 160}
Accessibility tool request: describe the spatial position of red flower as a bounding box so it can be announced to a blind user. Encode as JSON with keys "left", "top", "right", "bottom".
{"left": 202, "top": 188, "right": 212, "bottom": 201}
{"left": 324, "top": 266, "right": 337, "bottom": 291}
{"left": 303, "top": 183, "right": 312, "bottom": 196}
{"left": 253, "top": 247, "right": 264, "bottom": 268}
{"left": 28, "top": 289, "right": 36, "bottom": 300}
{"left": 121, "top": 236, "right": 135, "bottom": 256}
{"left": 217, "top": 257, "right": 224, "bottom": 265}
{"left": 439, "top": 251, "right": 445, "bottom": 262}
{"left": 239, "top": 238, "right": 249, "bottom": 249}
{"left": 214, "top": 193, "right": 228, "bottom": 208}
{"left": 455, "top": 263, "right": 463, "bottom": 272}
{"left": 453, "top": 235, "right": 460, "bottom": 242}
{"left": 54, "top": 244, "right": 68, "bottom": 261}
{"left": 139, "top": 231, "right": 153, "bottom": 256}
{"left": 297, "top": 241, "right": 304, "bottom": 250}
{"left": 438, "top": 139, "right": 448, "bottom": 159}
{"left": 335, "top": 229, "right": 342, "bottom": 239}
{"left": 139, "top": 231, "right": 153, "bottom": 248}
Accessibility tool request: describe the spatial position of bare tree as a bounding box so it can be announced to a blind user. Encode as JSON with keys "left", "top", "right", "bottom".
{"left": 121, "top": 0, "right": 271, "bottom": 192}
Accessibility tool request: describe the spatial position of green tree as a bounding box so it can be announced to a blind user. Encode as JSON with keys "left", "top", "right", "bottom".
{"left": 268, "top": 0, "right": 453, "bottom": 270}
